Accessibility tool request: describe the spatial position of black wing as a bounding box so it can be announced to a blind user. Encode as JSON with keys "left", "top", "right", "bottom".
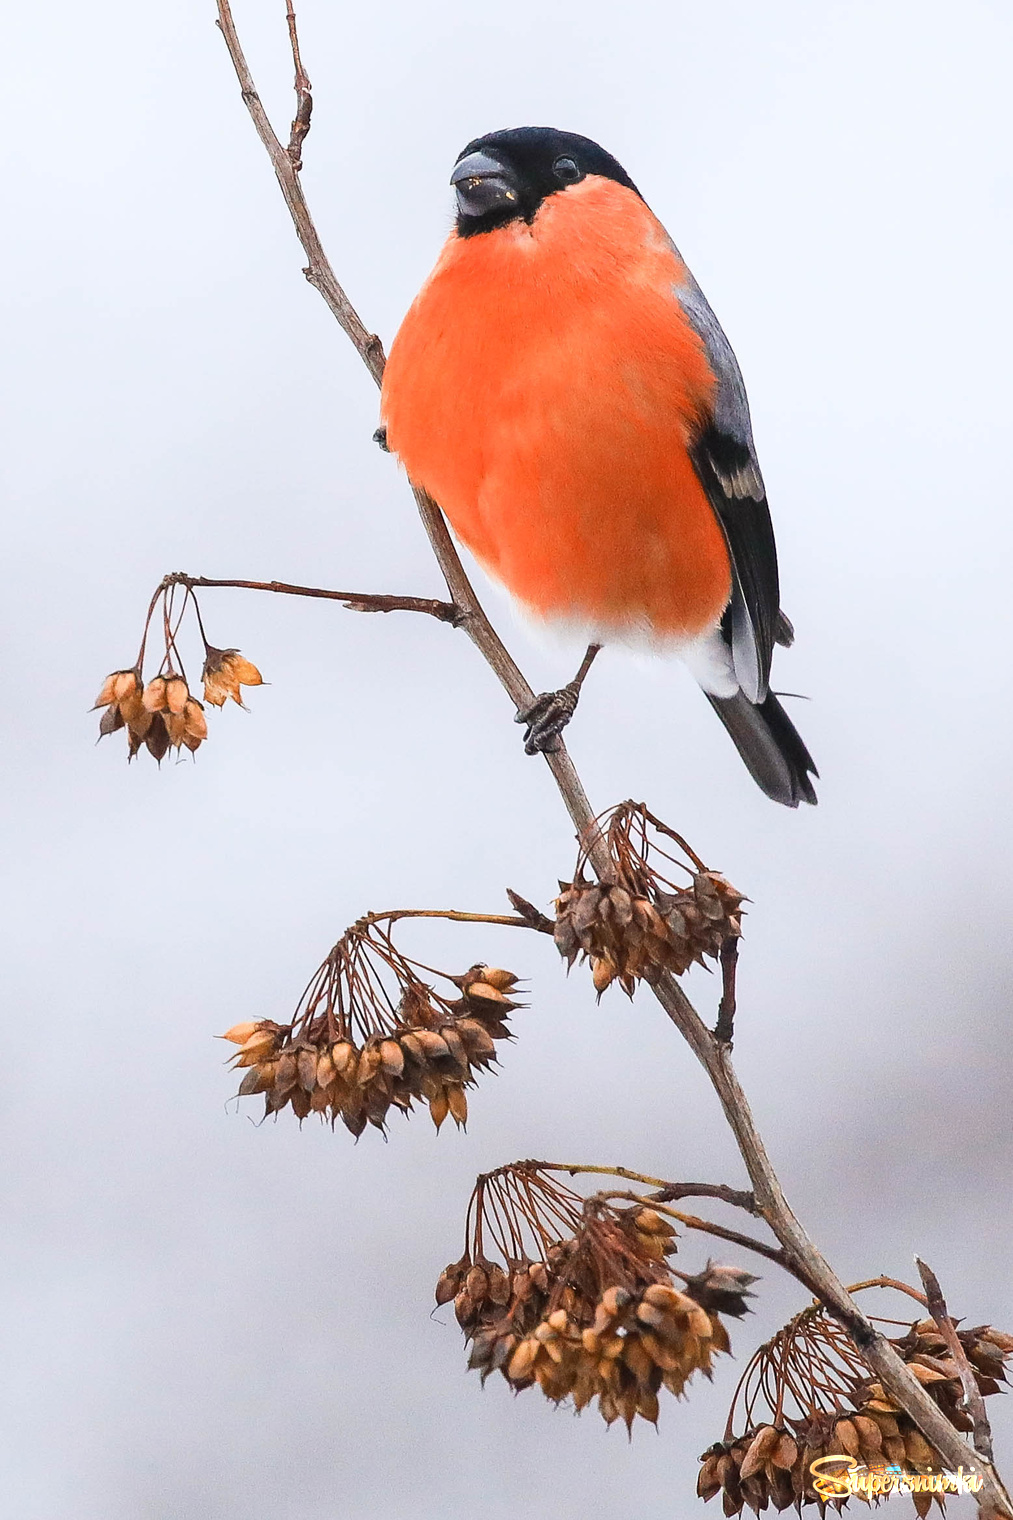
{"left": 690, "top": 422, "right": 780, "bottom": 704}
{"left": 670, "top": 262, "right": 781, "bottom": 702}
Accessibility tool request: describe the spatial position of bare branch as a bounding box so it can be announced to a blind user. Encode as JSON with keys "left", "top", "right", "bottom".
{"left": 848, "top": 1275, "right": 930, "bottom": 1307}
{"left": 651, "top": 1180, "right": 759, "bottom": 1214}
{"left": 504, "top": 889, "right": 555, "bottom": 935}
{"left": 917, "top": 1255, "right": 996, "bottom": 1464}
{"left": 284, "top": 0, "right": 312, "bottom": 170}
{"left": 538, "top": 1162, "right": 758, "bottom": 1217}
{"left": 356, "top": 907, "right": 541, "bottom": 933}
{"left": 215, "top": 0, "right": 384, "bottom": 375}
{"left": 159, "top": 571, "right": 462, "bottom": 624}
{"left": 603, "top": 1191, "right": 816, "bottom": 1291}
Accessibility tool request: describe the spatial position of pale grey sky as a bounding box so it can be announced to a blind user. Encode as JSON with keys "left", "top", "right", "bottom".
{"left": 1, "top": 1, "right": 1011, "bottom": 1516}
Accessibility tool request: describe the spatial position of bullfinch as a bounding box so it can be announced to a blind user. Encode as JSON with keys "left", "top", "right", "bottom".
{"left": 379, "top": 127, "right": 817, "bottom": 807}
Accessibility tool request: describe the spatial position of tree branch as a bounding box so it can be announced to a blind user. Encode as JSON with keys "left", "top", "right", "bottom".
{"left": 159, "top": 571, "right": 462, "bottom": 624}
{"left": 595, "top": 1188, "right": 808, "bottom": 1282}
{"left": 355, "top": 907, "right": 540, "bottom": 933}
{"left": 283, "top": 0, "right": 312, "bottom": 170}
{"left": 917, "top": 1255, "right": 996, "bottom": 1465}
{"left": 538, "top": 1162, "right": 758, "bottom": 1215}
{"left": 211, "top": 5, "right": 1011, "bottom": 1512}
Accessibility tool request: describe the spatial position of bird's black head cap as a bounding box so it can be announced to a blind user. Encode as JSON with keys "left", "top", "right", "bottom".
{"left": 451, "top": 127, "right": 641, "bottom": 237}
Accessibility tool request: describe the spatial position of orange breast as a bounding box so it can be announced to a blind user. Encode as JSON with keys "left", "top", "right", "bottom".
{"left": 380, "top": 177, "right": 731, "bottom": 643}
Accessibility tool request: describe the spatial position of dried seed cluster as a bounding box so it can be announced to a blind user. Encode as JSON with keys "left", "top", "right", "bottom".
{"left": 552, "top": 802, "right": 744, "bottom": 994}
{"left": 224, "top": 940, "right": 520, "bottom": 1136}
{"left": 699, "top": 1297, "right": 1013, "bottom": 1516}
{"left": 699, "top": 1408, "right": 952, "bottom": 1516}
{"left": 439, "top": 1168, "right": 746, "bottom": 1430}
{"left": 853, "top": 1318, "right": 1013, "bottom": 1434}
{"left": 96, "top": 578, "right": 262, "bottom": 762}
{"left": 555, "top": 873, "right": 744, "bottom": 995}
{"left": 95, "top": 668, "right": 209, "bottom": 760}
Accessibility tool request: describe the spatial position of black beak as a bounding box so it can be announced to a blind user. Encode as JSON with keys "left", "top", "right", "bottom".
{"left": 451, "top": 150, "right": 520, "bottom": 218}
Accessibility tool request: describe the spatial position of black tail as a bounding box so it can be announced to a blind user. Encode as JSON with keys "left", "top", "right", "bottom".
{"left": 706, "top": 690, "right": 818, "bottom": 807}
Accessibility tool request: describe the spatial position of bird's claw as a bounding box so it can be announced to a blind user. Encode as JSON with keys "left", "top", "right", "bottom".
{"left": 515, "top": 682, "right": 580, "bottom": 755}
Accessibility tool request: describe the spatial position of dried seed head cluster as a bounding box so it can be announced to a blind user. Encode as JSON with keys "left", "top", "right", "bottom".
{"left": 96, "top": 577, "right": 262, "bottom": 762}
{"left": 553, "top": 802, "right": 744, "bottom": 995}
{"left": 699, "top": 1409, "right": 956, "bottom": 1518}
{"left": 852, "top": 1317, "right": 1013, "bottom": 1435}
{"left": 223, "top": 915, "right": 521, "bottom": 1135}
{"left": 438, "top": 1165, "right": 745, "bottom": 1431}
{"left": 699, "top": 1291, "right": 1013, "bottom": 1516}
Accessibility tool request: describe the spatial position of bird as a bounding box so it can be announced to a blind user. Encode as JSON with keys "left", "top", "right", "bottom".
{"left": 379, "top": 127, "right": 817, "bottom": 806}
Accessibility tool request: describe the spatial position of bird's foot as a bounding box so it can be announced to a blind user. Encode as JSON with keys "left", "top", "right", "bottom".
{"left": 514, "top": 645, "right": 601, "bottom": 756}
{"left": 515, "top": 681, "right": 581, "bottom": 755}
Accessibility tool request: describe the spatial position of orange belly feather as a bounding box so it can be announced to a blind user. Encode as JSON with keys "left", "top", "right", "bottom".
{"left": 381, "top": 177, "right": 732, "bottom": 644}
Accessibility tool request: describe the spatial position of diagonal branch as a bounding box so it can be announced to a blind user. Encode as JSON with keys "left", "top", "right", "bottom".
{"left": 210, "top": 5, "right": 1011, "bottom": 1512}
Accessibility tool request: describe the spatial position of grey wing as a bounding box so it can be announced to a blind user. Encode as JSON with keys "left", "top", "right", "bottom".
{"left": 672, "top": 260, "right": 781, "bottom": 704}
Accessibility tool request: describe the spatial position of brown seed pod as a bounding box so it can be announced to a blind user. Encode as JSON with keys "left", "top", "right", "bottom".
{"left": 202, "top": 646, "right": 264, "bottom": 708}
{"left": 444, "top": 1165, "right": 734, "bottom": 1429}
{"left": 228, "top": 919, "right": 522, "bottom": 1134}
{"left": 553, "top": 803, "right": 745, "bottom": 996}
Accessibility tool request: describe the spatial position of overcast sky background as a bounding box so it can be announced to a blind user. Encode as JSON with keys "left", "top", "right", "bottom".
{"left": 2, "top": 1, "right": 1011, "bottom": 1516}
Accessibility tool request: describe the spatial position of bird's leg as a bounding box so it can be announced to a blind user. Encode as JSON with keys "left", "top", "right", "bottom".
{"left": 515, "top": 644, "right": 601, "bottom": 755}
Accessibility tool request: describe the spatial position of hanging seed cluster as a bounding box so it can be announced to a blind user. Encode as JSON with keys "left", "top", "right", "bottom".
{"left": 853, "top": 1317, "right": 1013, "bottom": 1434}
{"left": 698, "top": 1296, "right": 1013, "bottom": 1516}
{"left": 553, "top": 802, "right": 744, "bottom": 994}
{"left": 698, "top": 1410, "right": 953, "bottom": 1516}
{"left": 94, "top": 669, "right": 208, "bottom": 760}
{"left": 96, "top": 577, "right": 262, "bottom": 762}
{"left": 223, "top": 919, "right": 520, "bottom": 1135}
{"left": 437, "top": 1167, "right": 743, "bottom": 1431}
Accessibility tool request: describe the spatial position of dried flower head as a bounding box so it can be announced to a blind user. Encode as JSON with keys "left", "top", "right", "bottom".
{"left": 94, "top": 667, "right": 176, "bottom": 761}
{"left": 97, "top": 577, "right": 265, "bottom": 764}
{"left": 439, "top": 1164, "right": 738, "bottom": 1431}
{"left": 222, "top": 916, "right": 522, "bottom": 1136}
{"left": 554, "top": 803, "right": 745, "bottom": 996}
{"left": 202, "top": 646, "right": 263, "bottom": 708}
{"left": 851, "top": 1317, "right": 1012, "bottom": 1433}
{"left": 699, "top": 1288, "right": 1013, "bottom": 1515}
{"left": 682, "top": 1261, "right": 759, "bottom": 1319}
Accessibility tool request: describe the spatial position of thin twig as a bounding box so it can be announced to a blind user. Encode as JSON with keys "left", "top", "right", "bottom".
{"left": 284, "top": 0, "right": 312, "bottom": 169}
{"left": 848, "top": 1276, "right": 930, "bottom": 1309}
{"left": 537, "top": 1162, "right": 758, "bottom": 1216}
{"left": 159, "top": 571, "right": 461, "bottom": 624}
{"left": 651, "top": 1180, "right": 759, "bottom": 1214}
{"left": 600, "top": 1190, "right": 815, "bottom": 1291}
{"left": 917, "top": 1256, "right": 996, "bottom": 1464}
{"left": 357, "top": 907, "right": 538, "bottom": 932}
{"left": 211, "top": 6, "right": 1011, "bottom": 1511}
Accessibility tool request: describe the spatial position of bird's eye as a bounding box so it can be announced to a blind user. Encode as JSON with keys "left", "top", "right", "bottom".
{"left": 552, "top": 156, "right": 582, "bottom": 183}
